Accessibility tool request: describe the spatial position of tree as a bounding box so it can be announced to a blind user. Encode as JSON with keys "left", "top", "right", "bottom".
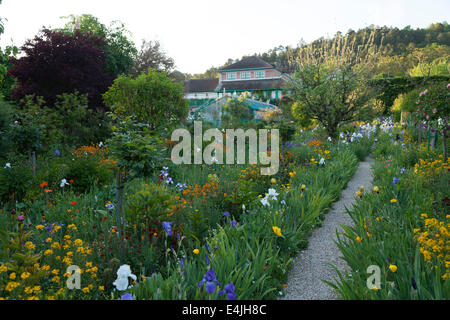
{"left": 130, "top": 40, "right": 175, "bottom": 77}
{"left": 0, "top": 0, "right": 18, "bottom": 100}
{"left": 59, "top": 14, "right": 137, "bottom": 77}
{"left": 103, "top": 68, "right": 188, "bottom": 131}
{"left": 9, "top": 28, "right": 113, "bottom": 110}
{"left": 288, "top": 30, "right": 380, "bottom": 138}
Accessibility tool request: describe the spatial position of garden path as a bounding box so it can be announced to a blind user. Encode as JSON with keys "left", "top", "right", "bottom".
{"left": 281, "top": 157, "right": 374, "bottom": 300}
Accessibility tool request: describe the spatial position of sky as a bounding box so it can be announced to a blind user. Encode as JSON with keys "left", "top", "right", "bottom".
{"left": 0, "top": 0, "right": 449, "bottom": 74}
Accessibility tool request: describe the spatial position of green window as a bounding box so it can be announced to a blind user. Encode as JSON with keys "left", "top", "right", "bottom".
{"left": 255, "top": 71, "right": 265, "bottom": 79}
{"left": 240, "top": 71, "right": 251, "bottom": 79}
{"left": 226, "top": 72, "right": 236, "bottom": 80}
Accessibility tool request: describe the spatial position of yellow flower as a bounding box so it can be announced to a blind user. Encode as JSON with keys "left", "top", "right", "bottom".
{"left": 289, "top": 171, "right": 296, "bottom": 178}
{"left": 356, "top": 191, "right": 363, "bottom": 198}
{"left": 35, "top": 224, "right": 44, "bottom": 230}
{"left": 272, "top": 226, "right": 282, "bottom": 237}
{"left": 372, "top": 285, "right": 378, "bottom": 291}
{"left": 51, "top": 242, "right": 61, "bottom": 249}
{"left": 82, "top": 287, "right": 90, "bottom": 293}
{"left": 52, "top": 276, "right": 60, "bottom": 283}
{"left": 51, "top": 269, "right": 59, "bottom": 275}
{"left": 9, "top": 272, "right": 16, "bottom": 280}
{"left": 98, "top": 286, "right": 104, "bottom": 291}
{"left": 44, "top": 249, "right": 53, "bottom": 256}
{"left": 24, "top": 241, "right": 35, "bottom": 250}
{"left": 47, "top": 296, "right": 55, "bottom": 300}
{"left": 21, "top": 272, "right": 31, "bottom": 280}
{"left": 301, "top": 184, "right": 306, "bottom": 191}
{"left": 390, "top": 199, "right": 397, "bottom": 203}
{"left": 359, "top": 186, "right": 364, "bottom": 192}
{"left": 46, "top": 238, "right": 53, "bottom": 243}
{"left": 41, "top": 265, "right": 50, "bottom": 271}
{"left": 270, "top": 178, "right": 277, "bottom": 184}
{"left": 389, "top": 264, "right": 397, "bottom": 272}
{"left": 193, "top": 249, "right": 199, "bottom": 255}
{"left": 0, "top": 264, "right": 7, "bottom": 273}
{"left": 5, "top": 281, "right": 20, "bottom": 292}
{"left": 66, "top": 251, "right": 73, "bottom": 256}
{"left": 356, "top": 236, "right": 362, "bottom": 243}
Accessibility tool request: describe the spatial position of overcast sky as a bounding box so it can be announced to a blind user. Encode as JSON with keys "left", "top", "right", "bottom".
{"left": 1, "top": 0, "right": 449, "bottom": 74}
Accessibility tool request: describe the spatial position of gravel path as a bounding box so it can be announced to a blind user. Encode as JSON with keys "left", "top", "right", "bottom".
{"left": 281, "top": 157, "right": 374, "bottom": 300}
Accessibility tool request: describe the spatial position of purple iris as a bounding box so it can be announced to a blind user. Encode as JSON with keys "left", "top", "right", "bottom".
{"left": 231, "top": 221, "right": 238, "bottom": 227}
{"left": 55, "top": 150, "right": 60, "bottom": 157}
{"left": 198, "top": 269, "right": 221, "bottom": 295}
{"left": 120, "top": 293, "right": 134, "bottom": 300}
{"left": 205, "top": 254, "right": 210, "bottom": 265}
{"left": 162, "top": 221, "right": 172, "bottom": 236}
{"left": 392, "top": 177, "right": 400, "bottom": 186}
{"left": 178, "top": 258, "right": 184, "bottom": 268}
{"left": 205, "top": 242, "right": 211, "bottom": 253}
{"left": 223, "top": 211, "right": 230, "bottom": 217}
{"left": 400, "top": 168, "right": 405, "bottom": 174}
{"left": 219, "top": 283, "right": 236, "bottom": 300}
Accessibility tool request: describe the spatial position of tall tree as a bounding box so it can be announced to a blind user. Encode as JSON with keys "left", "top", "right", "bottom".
{"left": 59, "top": 14, "right": 137, "bottom": 77}
{"left": 9, "top": 28, "right": 113, "bottom": 110}
{"left": 131, "top": 40, "right": 175, "bottom": 77}
{"left": 289, "top": 29, "right": 381, "bottom": 138}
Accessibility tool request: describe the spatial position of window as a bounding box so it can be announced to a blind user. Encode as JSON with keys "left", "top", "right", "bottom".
{"left": 240, "top": 71, "right": 251, "bottom": 79}
{"left": 255, "top": 71, "right": 265, "bottom": 79}
{"left": 226, "top": 72, "right": 237, "bottom": 80}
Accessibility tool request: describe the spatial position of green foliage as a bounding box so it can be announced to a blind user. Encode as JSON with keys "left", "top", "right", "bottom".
{"left": 392, "top": 88, "right": 422, "bottom": 113}
{"left": 0, "top": 98, "right": 14, "bottom": 157}
{"left": 107, "top": 116, "right": 166, "bottom": 180}
{"left": 291, "top": 63, "right": 375, "bottom": 139}
{"left": 369, "top": 75, "right": 450, "bottom": 113}
{"left": 19, "top": 92, "right": 111, "bottom": 147}
{"left": 59, "top": 14, "right": 137, "bottom": 77}
{"left": 65, "top": 156, "right": 114, "bottom": 193}
{"left": 0, "top": 161, "right": 33, "bottom": 204}
{"left": 103, "top": 69, "right": 188, "bottom": 130}
{"left": 221, "top": 97, "right": 252, "bottom": 127}
{"left": 125, "top": 180, "right": 175, "bottom": 225}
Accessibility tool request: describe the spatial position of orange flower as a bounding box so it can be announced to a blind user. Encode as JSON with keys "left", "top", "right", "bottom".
{"left": 356, "top": 236, "right": 362, "bottom": 243}
{"left": 40, "top": 182, "right": 48, "bottom": 188}
{"left": 44, "top": 189, "right": 53, "bottom": 193}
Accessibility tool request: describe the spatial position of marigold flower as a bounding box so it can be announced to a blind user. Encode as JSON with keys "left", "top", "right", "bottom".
{"left": 356, "top": 236, "right": 362, "bottom": 243}
{"left": 21, "top": 272, "right": 31, "bottom": 280}
{"left": 390, "top": 199, "right": 397, "bottom": 203}
{"left": 272, "top": 226, "right": 282, "bottom": 237}
{"left": 35, "top": 224, "right": 44, "bottom": 230}
{"left": 40, "top": 182, "right": 48, "bottom": 188}
{"left": 9, "top": 272, "right": 16, "bottom": 280}
{"left": 193, "top": 249, "right": 199, "bottom": 255}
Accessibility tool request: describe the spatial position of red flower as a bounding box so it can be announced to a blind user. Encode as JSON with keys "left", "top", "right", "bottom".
{"left": 69, "top": 179, "right": 74, "bottom": 183}
{"left": 40, "top": 182, "right": 48, "bottom": 188}
{"left": 71, "top": 201, "right": 76, "bottom": 206}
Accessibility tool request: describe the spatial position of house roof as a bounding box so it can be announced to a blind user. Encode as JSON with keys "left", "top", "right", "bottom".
{"left": 184, "top": 78, "right": 219, "bottom": 93}
{"left": 215, "top": 78, "right": 285, "bottom": 92}
{"left": 218, "top": 56, "right": 274, "bottom": 72}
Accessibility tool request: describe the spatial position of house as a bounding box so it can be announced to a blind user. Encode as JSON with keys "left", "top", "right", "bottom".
{"left": 183, "top": 56, "right": 290, "bottom": 113}
{"left": 215, "top": 56, "right": 287, "bottom": 100}
{"left": 183, "top": 78, "right": 219, "bottom": 113}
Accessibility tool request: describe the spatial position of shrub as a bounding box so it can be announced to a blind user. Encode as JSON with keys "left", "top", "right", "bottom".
{"left": 103, "top": 69, "right": 188, "bottom": 131}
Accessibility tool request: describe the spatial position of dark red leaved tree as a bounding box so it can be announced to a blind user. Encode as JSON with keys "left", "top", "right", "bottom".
{"left": 9, "top": 28, "right": 113, "bottom": 110}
